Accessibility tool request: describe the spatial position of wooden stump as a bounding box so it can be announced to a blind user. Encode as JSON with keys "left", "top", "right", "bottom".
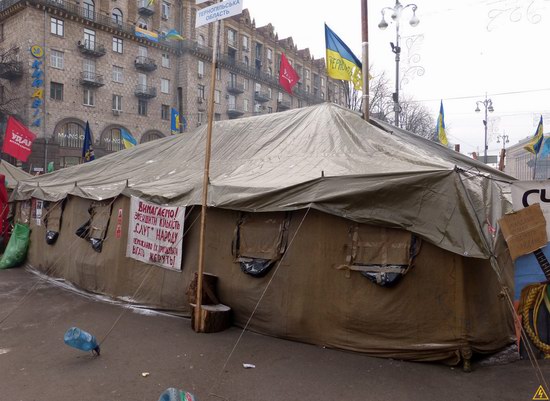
{"left": 186, "top": 272, "right": 219, "bottom": 305}
{"left": 190, "top": 303, "right": 232, "bottom": 333}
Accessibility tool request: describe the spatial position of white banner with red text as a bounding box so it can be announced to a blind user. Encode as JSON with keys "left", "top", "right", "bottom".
{"left": 126, "top": 196, "right": 185, "bottom": 271}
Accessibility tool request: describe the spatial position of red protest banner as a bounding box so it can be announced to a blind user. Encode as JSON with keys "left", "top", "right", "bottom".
{"left": 2, "top": 116, "right": 36, "bottom": 162}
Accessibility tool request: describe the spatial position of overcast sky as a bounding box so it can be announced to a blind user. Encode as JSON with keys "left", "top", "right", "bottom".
{"left": 243, "top": 0, "right": 550, "bottom": 156}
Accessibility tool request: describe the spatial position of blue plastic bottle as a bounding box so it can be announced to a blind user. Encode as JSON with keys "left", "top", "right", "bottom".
{"left": 158, "top": 388, "right": 197, "bottom": 401}
{"left": 63, "top": 327, "right": 100, "bottom": 355}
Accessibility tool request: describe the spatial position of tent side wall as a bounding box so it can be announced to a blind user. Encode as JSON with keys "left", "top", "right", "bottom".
{"left": 25, "top": 196, "right": 514, "bottom": 363}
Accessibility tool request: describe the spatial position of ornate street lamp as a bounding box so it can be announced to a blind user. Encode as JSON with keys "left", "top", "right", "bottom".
{"left": 378, "top": 0, "right": 419, "bottom": 128}
{"left": 475, "top": 94, "right": 494, "bottom": 163}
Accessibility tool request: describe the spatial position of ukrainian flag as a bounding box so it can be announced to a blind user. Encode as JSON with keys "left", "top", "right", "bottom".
{"left": 121, "top": 128, "right": 137, "bottom": 149}
{"left": 163, "top": 29, "right": 184, "bottom": 41}
{"left": 524, "top": 115, "right": 544, "bottom": 154}
{"left": 135, "top": 26, "right": 158, "bottom": 43}
{"left": 171, "top": 108, "right": 180, "bottom": 135}
{"left": 325, "top": 24, "right": 362, "bottom": 91}
{"left": 436, "top": 101, "right": 448, "bottom": 146}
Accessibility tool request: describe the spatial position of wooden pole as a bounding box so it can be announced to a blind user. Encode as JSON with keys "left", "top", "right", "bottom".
{"left": 194, "top": 18, "right": 220, "bottom": 333}
{"left": 361, "top": 0, "right": 369, "bottom": 121}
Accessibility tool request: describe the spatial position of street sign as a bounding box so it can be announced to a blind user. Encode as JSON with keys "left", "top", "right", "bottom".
{"left": 195, "top": 0, "right": 242, "bottom": 28}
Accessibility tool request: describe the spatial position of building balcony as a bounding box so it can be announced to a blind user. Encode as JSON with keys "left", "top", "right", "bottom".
{"left": 134, "top": 84, "right": 157, "bottom": 98}
{"left": 277, "top": 100, "right": 291, "bottom": 111}
{"left": 134, "top": 56, "right": 157, "bottom": 72}
{"left": 77, "top": 40, "right": 106, "bottom": 57}
{"left": 0, "top": 61, "right": 23, "bottom": 79}
{"left": 138, "top": 4, "right": 155, "bottom": 16}
{"left": 254, "top": 90, "right": 270, "bottom": 103}
{"left": 227, "top": 82, "right": 245, "bottom": 94}
{"left": 79, "top": 71, "right": 104, "bottom": 87}
{"left": 227, "top": 106, "right": 244, "bottom": 118}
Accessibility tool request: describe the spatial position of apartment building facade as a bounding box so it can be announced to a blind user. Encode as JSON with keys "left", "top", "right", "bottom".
{"left": 0, "top": 0, "right": 345, "bottom": 171}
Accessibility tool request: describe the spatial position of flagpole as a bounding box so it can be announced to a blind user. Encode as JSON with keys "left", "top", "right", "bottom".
{"left": 361, "top": 0, "right": 369, "bottom": 121}
{"left": 533, "top": 153, "right": 538, "bottom": 180}
{"left": 194, "top": 17, "right": 220, "bottom": 333}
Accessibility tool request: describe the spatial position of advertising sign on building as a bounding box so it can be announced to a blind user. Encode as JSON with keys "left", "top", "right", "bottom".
{"left": 126, "top": 196, "right": 186, "bottom": 271}
{"left": 511, "top": 181, "right": 550, "bottom": 238}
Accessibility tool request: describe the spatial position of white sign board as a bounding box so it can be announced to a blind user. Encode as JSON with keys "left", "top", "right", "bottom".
{"left": 511, "top": 181, "right": 550, "bottom": 238}
{"left": 126, "top": 196, "right": 186, "bottom": 271}
{"left": 195, "top": 0, "right": 243, "bottom": 28}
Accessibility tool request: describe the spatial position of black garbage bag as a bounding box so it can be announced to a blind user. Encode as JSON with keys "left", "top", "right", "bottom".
{"left": 46, "top": 230, "right": 59, "bottom": 245}
{"left": 75, "top": 220, "right": 91, "bottom": 238}
{"left": 239, "top": 258, "right": 275, "bottom": 277}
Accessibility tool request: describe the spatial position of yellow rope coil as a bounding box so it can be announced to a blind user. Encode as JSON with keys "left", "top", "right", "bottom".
{"left": 521, "top": 284, "right": 550, "bottom": 358}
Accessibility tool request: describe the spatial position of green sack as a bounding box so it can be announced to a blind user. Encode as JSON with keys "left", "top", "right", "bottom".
{"left": 0, "top": 223, "right": 30, "bottom": 269}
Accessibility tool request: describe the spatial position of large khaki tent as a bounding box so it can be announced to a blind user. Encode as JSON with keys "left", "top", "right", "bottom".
{"left": 0, "top": 160, "right": 32, "bottom": 189}
{"left": 13, "top": 103, "right": 515, "bottom": 364}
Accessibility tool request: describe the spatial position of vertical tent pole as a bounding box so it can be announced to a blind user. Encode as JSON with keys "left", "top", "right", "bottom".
{"left": 194, "top": 17, "right": 221, "bottom": 333}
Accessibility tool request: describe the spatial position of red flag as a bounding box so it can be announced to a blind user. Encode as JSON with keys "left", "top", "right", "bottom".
{"left": 279, "top": 52, "right": 300, "bottom": 94}
{"left": 2, "top": 116, "right": 36, "bottom": 162}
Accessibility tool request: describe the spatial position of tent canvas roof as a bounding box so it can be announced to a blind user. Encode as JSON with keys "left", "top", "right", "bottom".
{"left": 13, "top": 103, "right": 513, "bottom": 258}
{"left": 0, "top": 160, "right": 32, "bottom": 189}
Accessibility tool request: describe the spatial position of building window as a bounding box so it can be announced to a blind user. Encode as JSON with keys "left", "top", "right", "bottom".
{"left": 228, "top": 94, "right": 236, "bottom": 108}
{"left": 112, "top": 37, "right": 123, "bottom": 53}
{"left": 162, "top": 1, "right": 170, "bottom": 19}
{"left": 161, "top": 78, "right": 170, "bottom": 94}
{"left": 57, "top": 122, "right": 84, "bottom": 148}
{"left": 216, "top": 67, "right": 221, "bottom": 81}
{"left": 255, "top": 82, "right": 261, "bottom": 92}
{"left": 103, "top": 128, "right": 124, "bottom": 152}
{"left": 198, "top": 84, "right": 205, "bottom": 100}
{"left": 112, "top": 8, "right": 123, "bottom": 25}
{"left": 278, "top": 92, "right": 283, "bottom": 102}
{"left": 244, "top": 99, "right": 249, "bottom": 112}
{"left": 161, "top": 104, "right": 170, "bottom": 120}
{"left": 141, "top": 132, "right": 163, "bottom": 143}
{"left": 83, "top": 28, "right": 96, "bottom": 50}
{"left": 83, "top": 0, "right": 95, "bottom": 20}
{"left": 83, "top": 88, "right": 95, "bottom": 106}
{"left": 198, "top": 60, "right": 204, "bottom": 78}
{"left": 321, "top": 77, "right": 325, "bottom": 87}
{"left": 244, "top": 79, "right": 249, "bottom": 90}
{"left": 267, "top": 48, "right": 272, "bottom": 61}
{"left": 198, "top": 34, "right": 205, "bottom": 46}
{"left": 50, "top": 82, "right": 63, "bottom": 101}
{"left": 137, "top": 18, "right": 148, "bottom": 30}
{"left": 214, "top": 113, "right": 221, "bottom": 121}
{"left": 305, "top": 69, "right": 310, "bottom": 79}
{"left": 268, "top": 106, "right": 273, "bottom": 113}
{"left": 0, "top": 24, "right": 4, "bottom": 42}
{"left": 50, "top": 50, "right": 64, "bottom": 69}
{"left": 138, "top": 99, "right": 148, "bottom": 116}
{"left": 50, "top": 17, "right": 64, "bottom": 36}
{"left": 228, "top": 28, "right": 237, "bottom": 48}
{"left": 244, "top": 56, "right": 249, "bottom": 67}
{"left": 112, "top": 66, "right": 123, "bottom": 83}
{"left": 268, "top": 88, "right": 272, "bottom": 99}
{"left": 112, "top": 94, "right": 122, "bottom": 111}
{"left": 197, "top": 112, "right": 204, "bottom": 126}
{"left": 242, "top": 35, "right": 249, "bottom": 51}
{"left": 214, "top": 89, "right": 221, "bottom": 104}
{"left": 162, "top": 53, "right": 170, "bottom": 68}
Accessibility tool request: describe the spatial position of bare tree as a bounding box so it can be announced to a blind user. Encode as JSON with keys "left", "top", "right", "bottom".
{"left": 398, "top": 97, "right": 435, "bottom": 139}
{"left": 340, "top": 79, "right": 363, "bottom": 113}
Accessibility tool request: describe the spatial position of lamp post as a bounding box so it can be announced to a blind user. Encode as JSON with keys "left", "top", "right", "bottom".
{"left": 496, "top": 133, "right": 509, "bottom": 149}
{"left": 378, "top": 0, "right": 419, "bottom": 128}
{"left": 475, "top": 94, "right": 494, "bottom": 163}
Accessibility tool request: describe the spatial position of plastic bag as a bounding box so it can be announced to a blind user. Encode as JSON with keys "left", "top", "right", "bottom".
{"left": 0, "top": 223, "right": 30, "bottom": 269}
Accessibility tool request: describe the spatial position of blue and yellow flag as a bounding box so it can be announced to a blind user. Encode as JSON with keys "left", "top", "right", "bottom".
{"left": 436, "top": 101, "right": 448, "bottom": 146}
{"left": 171, "top": 108, "right": 180, "bottom": 135}
{"left": 135, "top": 26, "right": 158, "bottom": 43}
{"left": 524, "top": 115, "right": 544, "bottom": 154}
{"left": 163, "top": 29, "right": 184, "bottom": 41}
{"left": 82, "top": 121, "right": 95, "bottom": 163}
{"left": 325, "top": 24, "right": 362, "bottom": 91}
{"left": 121, "top": 128, "right": 137, "bottom": 149}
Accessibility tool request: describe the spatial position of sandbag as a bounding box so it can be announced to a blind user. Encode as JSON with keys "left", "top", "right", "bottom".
{"left": 0, "top": 223, "right": 30, "bottom": 269}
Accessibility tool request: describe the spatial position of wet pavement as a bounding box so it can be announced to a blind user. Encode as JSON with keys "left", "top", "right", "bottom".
{"left": 1, "top": 267, "right": 549, "bottom": 401}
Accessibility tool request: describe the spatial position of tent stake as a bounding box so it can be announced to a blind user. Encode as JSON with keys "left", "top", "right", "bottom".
{"left": 195, "top": 16, "right": 221, "bottom": 333}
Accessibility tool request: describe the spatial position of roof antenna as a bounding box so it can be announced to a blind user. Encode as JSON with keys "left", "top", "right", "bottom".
{"left": 321, "top": 170, "right": 325, "bottom": 177}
